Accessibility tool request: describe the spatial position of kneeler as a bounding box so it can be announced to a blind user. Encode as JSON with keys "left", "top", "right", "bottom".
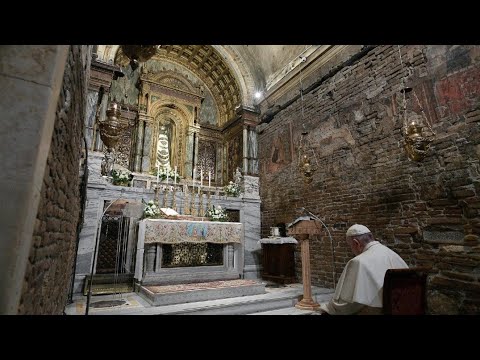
{"left": 383, "top": 267, "right": 428, "bottom": 315}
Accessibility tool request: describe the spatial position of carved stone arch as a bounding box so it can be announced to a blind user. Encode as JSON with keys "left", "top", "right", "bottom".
{"left": 96, "top": 45, "right": 118, "bottom": 63}
{"left": 97, "top": 45, "right": 120, "bottom": 63}
{"left": 100, "top": 44, "right": 257, "bottom": 111}
{"left": 213, "top": 45, "right": 256, "bottom": 108}
{"left": 149, "top": 70, "right": 198, "bottom": 94}
{"left": 149, "top": 99, "right": 193, "bottom": 125}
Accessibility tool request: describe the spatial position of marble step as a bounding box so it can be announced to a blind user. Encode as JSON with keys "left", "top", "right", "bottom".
{"left": 106, "top": 284, "right": 334, "bottom": 315}
{"left": 250, "top": 307, "right": 317, "bottom": 315}
{"left": 138, "top": 279, "right": 266, "bottom": 307}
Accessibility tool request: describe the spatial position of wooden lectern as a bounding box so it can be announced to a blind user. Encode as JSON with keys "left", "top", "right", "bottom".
{"left": 287, "top": 216, "right": 321, "bottom": 310}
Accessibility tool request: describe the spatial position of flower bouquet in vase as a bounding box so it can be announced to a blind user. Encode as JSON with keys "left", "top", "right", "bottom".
{"left": 205, "top": 205, "right": 229, "bottom": 222}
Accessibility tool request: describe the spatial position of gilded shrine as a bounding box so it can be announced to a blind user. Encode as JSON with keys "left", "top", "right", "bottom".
{"left": 75, "top": 45, "right": 263, "bottom": 295}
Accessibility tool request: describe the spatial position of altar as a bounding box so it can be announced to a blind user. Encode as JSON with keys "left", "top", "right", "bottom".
{"left": 136, "top": 218, "right": 244, "bottom": 285}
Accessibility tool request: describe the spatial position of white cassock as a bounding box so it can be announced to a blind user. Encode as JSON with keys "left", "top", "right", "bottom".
{"left": 320, "top": 241, "right": 408, "bottom": 315}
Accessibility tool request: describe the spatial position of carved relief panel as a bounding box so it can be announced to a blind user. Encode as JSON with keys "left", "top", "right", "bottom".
{"left": 198, "top": 140, "right": 217, "bottom": 183}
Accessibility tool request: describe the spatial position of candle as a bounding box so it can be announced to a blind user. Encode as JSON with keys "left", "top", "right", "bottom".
{"left": 174, "top": 166, "right": 177, "bottom": 186}
{"left": 208, "top": 171, "right": 211, "bottom": 189}
{"left": 156, "top": 165, "right": 159, "bottom": 185}
{"left": 166, "top": 172, "right": 168, "bottom": 185}
{"left": 200, "top": 169, "right": 203, "bottom": 188}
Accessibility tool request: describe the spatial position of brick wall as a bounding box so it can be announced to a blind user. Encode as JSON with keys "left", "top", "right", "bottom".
{"left": 18, "top": 46, "right": 90, "bottom": 314}
{"left": 259, "top": 45, "right": 480, "bottom": 314}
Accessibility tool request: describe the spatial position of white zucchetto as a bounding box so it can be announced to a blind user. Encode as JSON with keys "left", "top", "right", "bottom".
{"left": 346, "top": 224, "right": 371, "bottom": 237}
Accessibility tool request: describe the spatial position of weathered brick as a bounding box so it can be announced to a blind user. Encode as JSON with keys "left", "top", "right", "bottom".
{"left": 430, "top": 276, "right": 480, "bottom": 292}
{"left": 259, "top": 45, "right": 480, "bottom": 314}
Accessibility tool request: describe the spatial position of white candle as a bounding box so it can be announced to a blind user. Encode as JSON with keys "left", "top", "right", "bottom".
{"left": 166, "top": 172, "right": 168, "bottom": 185}
{"left": 200, "top": 169, "right": 203, "bottom": 188}
{"left": 208, "top": 171, "right": 211, "bottom": 189}
{"left": 174, "top": 166, "right": 177, "bottom": 186}
{"left": 156, "top": 165, "right": 159, "bottom": 185}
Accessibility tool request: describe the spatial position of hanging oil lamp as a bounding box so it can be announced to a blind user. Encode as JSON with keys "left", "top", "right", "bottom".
{"left": 298, "top": 130, "right": 317, "bottom": 184}
{"left": 397, "top": 46, "right": 435, "bottom": 162}
{"left": 403, "top": 117, "right": 433, "bottom": 162}
{"left": 99, "top": 102, "right": 122, "bottom": 175}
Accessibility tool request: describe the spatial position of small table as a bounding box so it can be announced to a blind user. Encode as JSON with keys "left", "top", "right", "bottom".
{"left": 258, "top": 237, "right": 298, "bottom": 284}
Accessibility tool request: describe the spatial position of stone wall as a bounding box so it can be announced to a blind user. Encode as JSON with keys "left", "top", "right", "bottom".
{"left": 258, "top": 45, "right": 480, "bottom": 314}
{"left": 18, "top": 46, "right": 91, "bottom": 314}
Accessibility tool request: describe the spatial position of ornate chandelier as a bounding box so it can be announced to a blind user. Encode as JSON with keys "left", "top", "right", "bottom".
{"left": 120, "top": 45, "right": 159, "bottom": 70}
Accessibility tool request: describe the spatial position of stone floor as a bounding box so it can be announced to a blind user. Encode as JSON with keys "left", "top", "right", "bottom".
{"left": 65, "top": 282, "right": 334, "bottom": 315}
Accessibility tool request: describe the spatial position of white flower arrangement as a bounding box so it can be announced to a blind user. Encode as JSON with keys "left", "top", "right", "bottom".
{"left": 143, "top": 200, "right": 161, "bottom": 218}
{"left": 206, "top": 205, "right": 229, "bottom": 222}
{"left": 111, "top": 169, "right": 133, "bottom": 186}
{"left": 224, "top": 181, "right": 241, "bottom": 197}
{"left": 151, "top": 167, "right": 181, "bottom": 181}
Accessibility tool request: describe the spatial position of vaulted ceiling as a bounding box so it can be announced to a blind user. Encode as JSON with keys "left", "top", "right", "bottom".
{"left": 96, "top": 45, "right": 315, "bottom": 122}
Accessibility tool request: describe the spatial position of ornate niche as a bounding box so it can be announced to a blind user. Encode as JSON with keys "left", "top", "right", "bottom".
{"left": 149, "top": 105, "right": 188, "bottom": 174}
{"left": 139, "top": 69, "right": 205, "bottom": 177}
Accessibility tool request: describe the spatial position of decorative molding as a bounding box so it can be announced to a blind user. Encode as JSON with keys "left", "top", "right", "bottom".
{"left": 88, "top": 59, "right": 122, "bottom": 92}
{"left": 259, "top": 45, "right": 347, "bottom": 110}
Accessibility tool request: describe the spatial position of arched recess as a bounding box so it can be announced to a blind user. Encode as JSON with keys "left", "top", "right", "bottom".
{"left": 98, "top": 45, "right": 256, "bottom": 117}
{"left": 212, "top": 45, "right": 256, "bottom": 108}
{"left": 148, "top": 100, "right": 192, "bottom": 177}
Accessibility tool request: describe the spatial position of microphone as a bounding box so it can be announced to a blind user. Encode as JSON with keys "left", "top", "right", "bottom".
{"left": 296, "top": 207, "right": 322, "bottom": 222}
{"left": 295, "top": 206, "right": 336, "bottom": 288}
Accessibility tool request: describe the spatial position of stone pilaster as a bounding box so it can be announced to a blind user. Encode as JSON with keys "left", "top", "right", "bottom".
{"left": 141, "top": 118, "right": 153, "bottom": 172}
{"left": 243, "top": 125, "right": 248, "bottom": 174}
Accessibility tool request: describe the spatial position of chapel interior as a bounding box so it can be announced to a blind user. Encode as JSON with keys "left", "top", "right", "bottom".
{"left": 1, "top": 44, "right": 479, "bottom": 315}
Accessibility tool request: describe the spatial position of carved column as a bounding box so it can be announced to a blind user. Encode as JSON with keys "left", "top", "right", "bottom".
{"left": 141, "top": 118, "right": 153, "bottom": 172}
{"left": 85, "top": 91, "right": 99, "bottom": 150}
{"left": 146, "top": 244, "right": 156, "bottom": 273}
{"left": 216, "top": 144, "right": 223, "bottom": 187}
{"left": 248, "top": 128, "right": 258, "bottom": 175}
{"left": 186, "top": 125, "right": 199, "bottom": 178}
{"left": 227, "top": 244, "right": 235, "bottom": 270}
{"left": 235, "top": 106, "right": 260, "bottom": 176}
{"left": 194, "top": 130, "right": 199, "bottom": 172}
{"left": 134, "top": 117, "right": 145, "bottom": 172}
{"left": 146, "top": 88, "right": 152, "bottom": 113}
{"left": 243, "top": 125, "right": 248, "bottom": 174}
